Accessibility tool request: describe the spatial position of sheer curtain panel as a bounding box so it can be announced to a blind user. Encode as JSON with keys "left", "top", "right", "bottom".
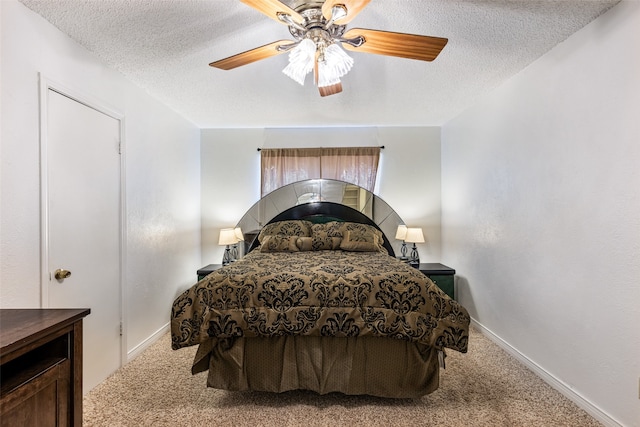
{"left": 261, "top": 147, "right": 380, "bottom": 196}
{"left": 261, "top": 148, "right": 322, "bottom": 196}
{"left": 320, "top": 147, "right": 380, "bottom": 192}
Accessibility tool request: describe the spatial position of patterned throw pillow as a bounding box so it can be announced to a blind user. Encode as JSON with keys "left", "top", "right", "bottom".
{"left": 260, "top": 235, "right": 300, "bottom": 253}
{"left": 340, "top": 222, "right": 384, "bottom": 242}
{"left": 311, "top": 221, "right": 344, "bottom": 238}
{"left": 258, "top": 220, "right": 313, "bottom": 244}
{"left": 311, "top": 231, "right": 342, "bottom": 250}
{"left": 296, "top": 234, "right": 341, "bottom": 251}
{"left": 311, "top": 221, "right": 388, "bottom": 253}
{"left": 339, "top": 230, "right": 380, "bottom": 252}
{"left": 318, "top": 222, "right": 385, "bottom": 250}
{"left": 295, "top": 237, "right": 313, "bottom": 251}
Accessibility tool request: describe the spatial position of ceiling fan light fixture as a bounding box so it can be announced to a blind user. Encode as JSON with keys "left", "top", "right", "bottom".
{"left": 317, "top": 70, "right": 341, "bottom": 88}
{"left": 282, "top": 38, "right": 316, "bottom": 85}
{"left": 317, "top": 43, "right": 353, "bottom": 88}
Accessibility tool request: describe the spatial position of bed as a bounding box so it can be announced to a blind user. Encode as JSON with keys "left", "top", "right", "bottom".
{"left": 171, "top": 201, "right": 469, "bottom": 398}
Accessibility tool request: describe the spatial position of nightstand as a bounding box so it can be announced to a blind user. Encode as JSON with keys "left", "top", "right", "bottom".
{"left": 418, "top": 263, "right": 456, "bottom": 300}
{"left": 197, "top": 264, "right": 223, "bottom": 281}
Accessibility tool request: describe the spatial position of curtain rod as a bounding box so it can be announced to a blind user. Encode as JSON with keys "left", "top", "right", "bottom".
{"left": 257, "top": 146, "right": 384, "bottom": 151}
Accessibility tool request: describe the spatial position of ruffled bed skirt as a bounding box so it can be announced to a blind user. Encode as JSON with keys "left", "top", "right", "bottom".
{"left": 192, "top": 335, "right": 441, "bottom": 399}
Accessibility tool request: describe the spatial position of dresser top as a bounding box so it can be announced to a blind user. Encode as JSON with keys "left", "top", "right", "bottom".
{"left": 0, "top": 308, "right": 90, "bottom": 352}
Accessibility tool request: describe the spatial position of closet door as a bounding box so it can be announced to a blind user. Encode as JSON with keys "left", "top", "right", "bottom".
{"left": 45, "top": 88, "right": 122, "bottom": 393}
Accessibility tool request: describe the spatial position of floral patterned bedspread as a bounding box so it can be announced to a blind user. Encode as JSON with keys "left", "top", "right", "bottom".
{"left": 171, "top": 251, "right": 469, "bottom": 353}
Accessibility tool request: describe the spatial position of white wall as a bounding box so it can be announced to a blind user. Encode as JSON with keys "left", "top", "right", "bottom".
{"left": 0, "top": 1, "right": 201, "bottom": 357}
{"left": 442, "top": 1, "right": 640, "bottom": 426}
{"left": 200, "top": 127, "right": 442, "bottom": 267}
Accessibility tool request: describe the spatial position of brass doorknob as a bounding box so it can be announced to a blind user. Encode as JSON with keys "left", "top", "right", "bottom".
{"left": 54, "top": 269, "right": 71, "bottom": 280}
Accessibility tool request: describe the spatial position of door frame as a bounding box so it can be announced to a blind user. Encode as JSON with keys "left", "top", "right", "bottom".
{"left": 39, "top": 74, "right": 128, "bottom": 365}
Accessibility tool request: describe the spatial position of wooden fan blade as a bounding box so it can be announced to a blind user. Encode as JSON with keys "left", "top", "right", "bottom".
{"left": 322, "top": 0, "right": 371, "bottom": 25}
{"left": 342, "top": 28, "right": 448, "bottom": 62}
{"left": 319, "top": 82, "right": 343, "bottom": 97}
{"left": 241, "top": 0, "right": 303, "bottom": 25}
{"left": 209, "top": 40, "right": 291, "bottom": 70}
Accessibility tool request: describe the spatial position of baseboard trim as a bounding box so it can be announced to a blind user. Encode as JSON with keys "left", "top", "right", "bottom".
{"left": 127, "top": 322, "right": 170, "bottom": 362}
{"left": 471, "top": 318, "right": 622, "bottom": 427}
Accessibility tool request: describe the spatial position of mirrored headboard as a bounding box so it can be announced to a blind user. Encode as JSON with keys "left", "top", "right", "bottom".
{"left": 235, "top": 179, "right": 405, "bottom": 256}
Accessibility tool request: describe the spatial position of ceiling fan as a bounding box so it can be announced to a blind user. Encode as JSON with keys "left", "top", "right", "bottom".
{"left": 210, "top": 0, "right": 448, "bottom": 97}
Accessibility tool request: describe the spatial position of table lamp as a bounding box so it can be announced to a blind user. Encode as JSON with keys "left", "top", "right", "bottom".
{"left": 219, "top": 228, "right": 237, "bottom": 265}
{"left": 404, "top": 227, "right": 424, "bottom": 267}
{"left": 231, "top": 227, "right": 244, "bottom": 261}
{"left": 395, "top": 225, "right": 408, "bottom": 260}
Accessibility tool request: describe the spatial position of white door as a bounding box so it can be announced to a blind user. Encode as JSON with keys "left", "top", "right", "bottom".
{"left": 45, "top": 88, "right": 122, "bottom": 393}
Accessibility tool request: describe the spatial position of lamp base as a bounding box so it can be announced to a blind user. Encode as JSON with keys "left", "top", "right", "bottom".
{"left": 409, "top": 243, "right": 419, "bottom": 268}
{"left": 222, "top": 246, "right": 231, "bottom": 266}
{"left": 400, "top": 242, "right": 407, "bottom": 259}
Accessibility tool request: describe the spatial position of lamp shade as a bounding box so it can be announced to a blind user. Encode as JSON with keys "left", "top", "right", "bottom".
{"left": 233, "top": 227, "right": 244, "bottom": 242}
{"left": 404, "top": 227, "right": 425, "bottom": 243}
{"left": 395, "top": 225, "right": 408, "bottom": 240}
{"left": 282, "top": 39, "right": 353, "bottom": 88}
{"left": 282, "top": 39, "right": 315, "bottom": 85}
{"left": 218, "top": 228, "right": 237, "bottom": 246}
{"left": 317, "top": 44, "right": 353, "bottom": 88}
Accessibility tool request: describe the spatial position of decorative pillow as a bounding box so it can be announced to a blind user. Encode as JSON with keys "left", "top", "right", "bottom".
{"left": 296, "top": 234, "right": 341, "bottom": 251}
{"left": 311, "top": 231, "right": 342, "bottom": 250}
{"left": 339, "top": 230, "right": 380, "bottom": 252}
{"left": 341, "top": 222, "right": 384, "bottom": 242}
{"left": 295, "top": 237, "right": 313, "bottom": 251}
{"left": 311, "top": 221, "right": 387, "bottom": 252}
{"left": 260, "top": 235, "right": 300, "bottom": 253}
{"left": 311, "top": 221, "right": 345, "bottom": 238}
{"left": 258, "top": 220, "right": 313, "bottom": 244}
{"left": 312, "top": 221, "right": 382, "bottom": 237}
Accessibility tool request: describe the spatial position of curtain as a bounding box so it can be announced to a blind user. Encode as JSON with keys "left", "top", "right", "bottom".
{"left": 320, "top": 147, "right": 380, "bottom": 192}
{"left": 261, "top": 148, "right": 322, "bottom": 196}
{"left": 261, "top": 147, "right": 380, "bottom": 196}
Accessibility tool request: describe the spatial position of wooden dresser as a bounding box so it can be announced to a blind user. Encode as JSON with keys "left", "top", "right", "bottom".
{"left": 0, "top": 308, "right": 90, "bottom": 427}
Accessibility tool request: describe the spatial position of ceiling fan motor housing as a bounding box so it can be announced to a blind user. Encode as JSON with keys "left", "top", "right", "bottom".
{"left": 287, "top": 6, "right": 346, "bottom": 43}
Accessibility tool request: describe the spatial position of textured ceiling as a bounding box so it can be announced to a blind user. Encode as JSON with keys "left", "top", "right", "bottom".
{"left": 20, "top": 0, "right": 619, "bottom": 128}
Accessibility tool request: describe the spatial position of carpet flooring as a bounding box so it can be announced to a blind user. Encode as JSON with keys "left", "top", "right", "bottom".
{"left": 83, "top": 326, "right": 602, "bottom": 426}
